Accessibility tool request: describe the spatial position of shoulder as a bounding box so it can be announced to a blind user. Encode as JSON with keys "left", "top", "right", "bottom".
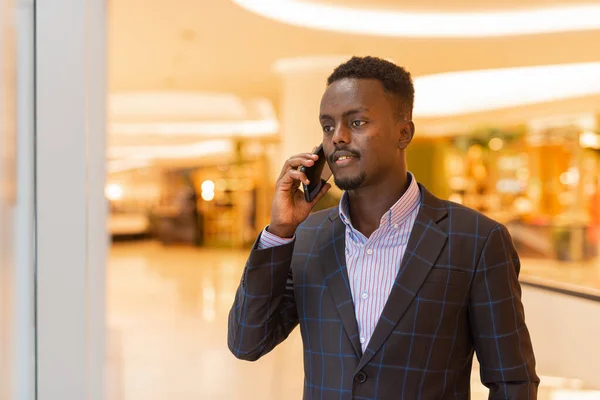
{"left": 432, "top": 200, "right": 516, "bottom": 266}
{"left": 419, "top": 184, "right": 502, "bottom": 237}
{"left": 435, "top": 199, "right": 503, "bottom": 237}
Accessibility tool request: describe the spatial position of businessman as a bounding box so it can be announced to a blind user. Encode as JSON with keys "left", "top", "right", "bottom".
{"left": 228, "top": 56, "right": 539, "bottom": 399}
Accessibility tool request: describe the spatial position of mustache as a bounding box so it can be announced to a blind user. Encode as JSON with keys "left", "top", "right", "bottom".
{"left": 329, "top": 148, "right": 360, "bottom": 163}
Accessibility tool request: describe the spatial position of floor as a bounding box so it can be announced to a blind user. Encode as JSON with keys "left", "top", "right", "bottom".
{"left": 519, "top": 256, "right": 600, "bottom": 298}
{"left": 107, "top": 241, "right": 600, "bottom": 400}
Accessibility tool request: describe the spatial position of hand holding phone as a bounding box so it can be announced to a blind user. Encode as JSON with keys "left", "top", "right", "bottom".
{"left": 267, "top": 145, "right": 332, "bottom": 238}
{"left": 300, "top": 144, "right": 333, "bottom": 202}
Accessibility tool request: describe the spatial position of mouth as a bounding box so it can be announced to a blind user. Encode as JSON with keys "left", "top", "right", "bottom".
{"left": 334, "top": 154, "right": 358, "bottom": 166}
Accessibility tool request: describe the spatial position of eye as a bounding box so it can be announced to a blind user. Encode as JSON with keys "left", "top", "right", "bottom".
{"left": 351, "top": 120, "right": 366, "bottom": 128}
{"left": 322, "top": 125, "right": 334, "bottom": 134}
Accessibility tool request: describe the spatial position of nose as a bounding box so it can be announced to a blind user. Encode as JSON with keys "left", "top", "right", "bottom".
{"left": 332, "top": 124, "right": 351, "bottom": 145}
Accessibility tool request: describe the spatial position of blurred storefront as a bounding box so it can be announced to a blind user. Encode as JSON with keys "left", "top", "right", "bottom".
{"left": 107, "top": 138, "right": 276, "bottom": 249}
{"left": 413, "top": 114, "right": 600, "bottom": 263}
{"left": 154, "top": 145, "right": 272, "bottom": 248}
{"left": 107, "top": 98, "right": 600, "bottom": 264}
{"left": 106, "top": 91, "right": 280, "bottom": 248}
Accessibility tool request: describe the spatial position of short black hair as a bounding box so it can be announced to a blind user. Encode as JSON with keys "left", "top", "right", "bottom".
{"left": 327, "top": 56, "right": 414, "bottom": 119}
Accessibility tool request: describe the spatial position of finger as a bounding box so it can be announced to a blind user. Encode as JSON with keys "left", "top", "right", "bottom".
{"left": 278, "top": 155, "right": 319, "bottom": 180}
{"left": 276, "top": 169, "right": 308, "bottom": 192}
{"left": 288, "top": 154, "right": 319, "bottom": 167}
{"left": 310, "top": 183, "right": 332, "bottom": 205}
{"left": 287, "top": 169, "right": 310, "bottom": 186}
{"left": 291, "top": 157, "right": 318, "bottom": 168}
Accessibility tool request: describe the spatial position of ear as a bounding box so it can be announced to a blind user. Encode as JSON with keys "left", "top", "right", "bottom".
{"left": 398, "top": 121, "right": 415, "bottom": 149}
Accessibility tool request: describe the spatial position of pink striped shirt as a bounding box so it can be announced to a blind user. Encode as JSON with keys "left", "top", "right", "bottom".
{"left": 258, "top": 173, "right": 421, "bottom": 352}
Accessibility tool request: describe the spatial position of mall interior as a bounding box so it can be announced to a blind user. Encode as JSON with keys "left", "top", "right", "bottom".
{"left": 2, "top": 0, "right": 600, "bottom": 399}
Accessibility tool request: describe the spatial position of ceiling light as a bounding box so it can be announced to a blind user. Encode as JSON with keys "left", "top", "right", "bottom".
{"left": 201, "top": 180, "right": 216, "bottom": 193}
{"left": 105, "top": 184, "right": 123, "bottom": 201}
{"left": 110, "top": 119, "right": 279, "bottom": 137}
{"left": 108, "top": 139, "right": 233, "bottom": 160}
{"left": 580, "top": 131, "right": 600, "bottom": 149}
{"left": 110, "top": 92, "right": 276, "bottom": 121}
{"left": 273, "top": 57, "right": 600, "bottom": 118}
{"left": 233, "top": 0, "right": 600, "bottom": 38}
{"left": 109, "top": 92, "right": 279, "bottom": 139}
{"left": 413, "top": 62, "right": 600, "bottom": 117}
{"left": 107, "top": 159, "right": 151, "bottom": 173}
{"left": 107, "top": 140, "right": 234, "bottom": 173}
{"left": 488, "top": 138, "right": 504, "bottom": 151}
{"left": 201, "top": 191, "right": 215, "bottom": 202}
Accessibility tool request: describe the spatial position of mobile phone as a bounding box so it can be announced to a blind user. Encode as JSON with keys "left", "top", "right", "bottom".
{"left": 300, "top": 144, "right": 332, "bottom": 202}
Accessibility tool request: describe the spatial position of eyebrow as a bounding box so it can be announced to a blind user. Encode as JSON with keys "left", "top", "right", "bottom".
{"left": 320, "top": 107, "right": 369, "bottom": 121}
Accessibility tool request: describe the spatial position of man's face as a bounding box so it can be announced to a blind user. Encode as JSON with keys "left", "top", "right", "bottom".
{"left": 319, "top": 78, "right": 410, "bottom": 191}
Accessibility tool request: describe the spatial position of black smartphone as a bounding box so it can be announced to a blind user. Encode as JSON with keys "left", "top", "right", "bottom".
{"left": 300, "top": 144, "right": 332, "bottom": 202}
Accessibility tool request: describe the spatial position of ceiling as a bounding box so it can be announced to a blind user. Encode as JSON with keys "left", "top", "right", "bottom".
{"left": 312, "top": 0, "right": 600, "bottom": 11}
{"left": 108, "top": 0, "right": 600, "bottom": 104}
{"left": 107, "top": 0, "right": 600, "bottom": 171}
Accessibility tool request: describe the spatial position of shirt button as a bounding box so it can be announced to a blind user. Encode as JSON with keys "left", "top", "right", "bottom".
{"left": 366, "top": 249, "right": 373, "bottom": 255}
{"left": 393, "top": 224, "right": 399, "bottom": 229}
{"left": 360, "top": 337, "right": 366, "bottom": 344}
{"left": 361, "top": 292, "right": 369, "bottom": 299}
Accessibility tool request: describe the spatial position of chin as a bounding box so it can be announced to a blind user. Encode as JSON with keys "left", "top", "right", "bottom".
{"left": 333, "top": 172, "right": 367, "bottom": 191}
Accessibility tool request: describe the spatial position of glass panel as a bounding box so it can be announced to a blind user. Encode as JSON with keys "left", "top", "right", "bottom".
{"left": 1, "top": 0, "right": 36, "bottom": 398}
{"left": 0, "top": 0, "right": 19, "bottom": 396}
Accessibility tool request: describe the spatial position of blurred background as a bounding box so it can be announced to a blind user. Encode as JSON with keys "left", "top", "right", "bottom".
{"left": 2, "top": 0, "right": 600, "bottom": 399}
{"left": 105, "top": 2, "right": 600, "bottom": 399}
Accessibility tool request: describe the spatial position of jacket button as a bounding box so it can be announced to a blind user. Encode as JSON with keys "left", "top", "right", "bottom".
{"left": 354, "top": 371, "right": 367, "bottom": 383}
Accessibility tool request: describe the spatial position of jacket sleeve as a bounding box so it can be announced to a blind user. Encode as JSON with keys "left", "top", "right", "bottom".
{"left": 469, "top": 224, "right": 540, "bottom": 399}
{"left": 227, "top": 232, "right": 298, "bottom": 361}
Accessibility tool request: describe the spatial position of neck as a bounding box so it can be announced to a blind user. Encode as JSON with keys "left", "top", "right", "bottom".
{"left": 347, "top": 170, "right": 410, "bottom": 238}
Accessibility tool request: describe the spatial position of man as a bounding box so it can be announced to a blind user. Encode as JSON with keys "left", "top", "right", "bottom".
{"left": 228, "top": 56, "right": 539, "bottom": 399}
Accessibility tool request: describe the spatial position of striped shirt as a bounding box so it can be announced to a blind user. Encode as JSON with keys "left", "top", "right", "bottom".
{"left": 258, "top": 173, "right": 421, "bottom": 352}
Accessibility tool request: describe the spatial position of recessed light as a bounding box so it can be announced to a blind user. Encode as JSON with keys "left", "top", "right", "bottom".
{"left": 234, "top": 0, "right": 600, "bottom": 38}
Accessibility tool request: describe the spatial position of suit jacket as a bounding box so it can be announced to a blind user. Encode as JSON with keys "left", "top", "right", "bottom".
{"left": 228, "top": 184, "right": 539, "bottom": 399}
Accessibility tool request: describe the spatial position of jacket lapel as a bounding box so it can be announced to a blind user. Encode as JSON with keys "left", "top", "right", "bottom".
{"left": 321, "top": 209, "right": 363, "bottom": 358}
{"left": 356, "top": 185, "right": 448, "bottom": 372}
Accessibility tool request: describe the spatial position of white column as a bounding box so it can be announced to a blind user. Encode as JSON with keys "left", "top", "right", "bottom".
{"left": 272, "top": 56, "right": 349, "bottom": 188}
{"left": 35, "top": 1, "right": 107, "bottom": 399}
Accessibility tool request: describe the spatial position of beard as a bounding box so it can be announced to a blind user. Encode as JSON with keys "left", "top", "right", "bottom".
{"left": 334, "top": 172, "right": 367, "bottom": 191}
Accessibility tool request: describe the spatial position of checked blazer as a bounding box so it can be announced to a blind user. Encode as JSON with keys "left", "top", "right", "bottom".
{"left": 228, "top": 184, "right": 539, "bottom": 399}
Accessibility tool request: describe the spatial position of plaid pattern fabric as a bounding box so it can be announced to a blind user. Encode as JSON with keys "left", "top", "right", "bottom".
{"left": 228, "top": 184, "right": 539, "bottom": 399}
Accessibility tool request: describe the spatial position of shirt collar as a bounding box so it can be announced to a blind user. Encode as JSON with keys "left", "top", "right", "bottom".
{"left": 338, "top": 172, "right": 421, "bottom": 230}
